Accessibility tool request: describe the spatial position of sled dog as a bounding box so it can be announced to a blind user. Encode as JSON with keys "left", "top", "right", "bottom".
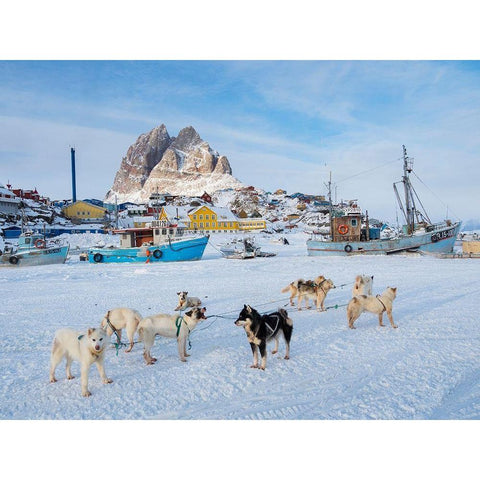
{"left": 138, "top": 307, "right": 207, "bottom": 364}
{"left": 49, "top": 327, "right": 113, "bottom": 397}
{"left": 101, "top": 307, "right": 142, "bottom": 353}
{"left": 347, "top": 287, "right": 398, "bottom": 329}
{"left": 352, "top": 275, "right": 374, "bottom": 297}
{"left": 174, "top": 291, "right": 202, "bottom": 311}
{"left": 281, "top": 275, "right": 325, "bottom": 306}
{"left": 235, "top": 305, "right": 293, "bottom": 370}
{"left": 295, "top": 278, "right": 335, "bottom": 311}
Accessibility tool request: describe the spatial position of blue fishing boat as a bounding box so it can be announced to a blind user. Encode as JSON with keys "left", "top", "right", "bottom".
{"left": 87, "top": 222, "right": 209, "bottom": 263}
{"left": 307, "top": 146, "right": 461, "bottom": 256}
{"left": 0, "top": 232, "right": 70, "bottom": 266}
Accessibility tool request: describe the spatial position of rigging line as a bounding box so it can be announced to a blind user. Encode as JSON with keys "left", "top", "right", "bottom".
{"left": 335, "top": 157, "right": 401, "bottom": 185}
{"left": 411, "top": 171, "right": 461, "bottom": 221}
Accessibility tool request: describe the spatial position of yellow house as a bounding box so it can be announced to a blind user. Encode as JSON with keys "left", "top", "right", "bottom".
{"left": 62, "top": 200, "right": 107, "bottom": 220}
{"left": 157, "top": 204, "right": 266, "bottom": 233}
{"left": 237, "top": 218, "right": 266, "bottom": 231}
{"left": 188, "top": 205, "right": 239, "bottom": 233}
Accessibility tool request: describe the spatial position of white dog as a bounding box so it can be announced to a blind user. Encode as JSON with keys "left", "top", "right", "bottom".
{"left": 352, "top": 275, "right": 374, "bottom": 297}
{"left": 101, "top": 307, "right": 142, "bottom": 353}
{"left": 138, "top": 307, "right": 207, "bottom": 364}
{"left": 174, "top": 291, "right": 202, "bottom": 311}
{"left": 49, "top": 327, "right": 113, "bottom": 397}
{"left": 347, "top": 287, "right": 398, "bottom": 329}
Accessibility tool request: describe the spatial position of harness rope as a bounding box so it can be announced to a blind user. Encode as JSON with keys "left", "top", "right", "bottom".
{"left": 105, "top": 314, "right": 123, "bottom": 356}
{"left": 376, "top": 295, "right": 387, "bottom": 312}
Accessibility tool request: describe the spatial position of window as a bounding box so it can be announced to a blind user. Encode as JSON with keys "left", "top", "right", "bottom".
{"left": 351, "top": 219, "right": 358, "bottom": 227}
{"left": 205, "top": 214, "right": 209, "bottom": 220}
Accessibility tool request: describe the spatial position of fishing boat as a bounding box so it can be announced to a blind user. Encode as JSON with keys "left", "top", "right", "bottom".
{"left": 307, "top": 146, "right": 462, "bottom": 256}
{"left": 0, "top": 232, "right": 70, "bottom": 266}
{"left": 87, "top": 221, "right": 208, "bottom": 263}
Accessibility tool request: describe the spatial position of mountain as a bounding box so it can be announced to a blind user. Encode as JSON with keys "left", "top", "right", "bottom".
{"left": 105, "top": 125, "right": 244, "bottom": 203}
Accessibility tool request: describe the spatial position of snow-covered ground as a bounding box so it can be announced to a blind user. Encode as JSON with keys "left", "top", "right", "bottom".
{"left": 1, "top": 232, "right": 477, "bottom": 475}
{"left": 2, "top": 230, "right": 479, "bottom": 419}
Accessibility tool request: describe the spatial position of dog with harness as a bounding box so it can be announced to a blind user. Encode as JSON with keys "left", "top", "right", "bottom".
{"left": 137, "top": 307, "right": 207, "bottom": 365}
{"left": 281, "top": 275, "right": 326, "bottom": 307}
{"left": 101, "top": 307, "right": 142, "bottom": 353}
{"left": 347, "top": 287, "right": 398, "bottom": 329}
{"left": 235, "top": 305, "right": 293, "bottom": 370}
{"left": 296, "top": 277, "right": 335, "bottom": 312}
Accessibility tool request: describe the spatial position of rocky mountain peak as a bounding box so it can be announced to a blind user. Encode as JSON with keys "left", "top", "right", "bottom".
{"left": 105, "top": 124, "right": 243, "bottom": 203}
{"left": 170, "top": 126, "right": 203, "bottom": 152}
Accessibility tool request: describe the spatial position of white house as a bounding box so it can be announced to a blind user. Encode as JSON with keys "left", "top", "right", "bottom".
{"left": 0, "top": 184, "right": 21, "bottom": 215}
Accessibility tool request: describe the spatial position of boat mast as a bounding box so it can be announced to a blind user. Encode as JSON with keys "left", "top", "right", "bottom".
{"left": 326, "top": 172, "right": 333, "bottom": 238}
{"left": 402, "top": 145, "right": 415, "bottom": 234}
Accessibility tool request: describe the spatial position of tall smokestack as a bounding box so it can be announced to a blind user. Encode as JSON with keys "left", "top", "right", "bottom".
{"left": 70, "top": 147, "right": 77, "bottom": 203}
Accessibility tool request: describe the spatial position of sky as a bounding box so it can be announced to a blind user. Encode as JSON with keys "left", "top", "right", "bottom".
{"left": 1, "top": 4, "right": 479, "bottom": 225}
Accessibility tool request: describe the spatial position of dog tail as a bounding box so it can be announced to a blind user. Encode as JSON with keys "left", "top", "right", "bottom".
{"left": 278, "top": 308, "right": 293, "bottom": 327}
{"left": 281, "top": 284, "right": 292, "bottom": 293}
{"left": 134, "top": 310, "right": 142, "bottom": 330}
{"left": 137, "top": 325, "right": 144, "bottom": 342}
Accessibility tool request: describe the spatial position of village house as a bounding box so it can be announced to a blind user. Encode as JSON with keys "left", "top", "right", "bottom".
{"left": 0, "top": 184, "right": 21, "bottom": 215}
{"left": 62, "top": 200, "right": 108, "bottom": 221}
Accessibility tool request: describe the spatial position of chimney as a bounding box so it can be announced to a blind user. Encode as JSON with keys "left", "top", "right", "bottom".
{"left": 70, "top": 147, "right": 77, "bottom": 203}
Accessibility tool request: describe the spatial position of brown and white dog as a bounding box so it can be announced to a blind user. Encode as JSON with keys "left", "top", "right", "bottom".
{"left": 347, "top": 287, "right": 398, "bottom": 329}
{"left": 49, "top": 327, "right": 113, "bottom": 397}
{"left": 281, "top": 275, "right": 326, "bottom": 306}
{"left": 174, "top": 291, "right": 202, "bottom": 311}
{"left": 101, "top": 307, "right": 142, "bottom": 353}
{"left": 295, "top": 278, "right": 335, "bottom": 311}
{"left": 352, "top": 275, "right": 374, "bottom": 297}
{"left": 137, "top": 307, "right": 207, "bottom": 364}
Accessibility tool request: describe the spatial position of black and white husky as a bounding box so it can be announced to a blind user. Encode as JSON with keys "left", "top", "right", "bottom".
{"left": 235, "top": 305, "right": 293, "bottom": 370}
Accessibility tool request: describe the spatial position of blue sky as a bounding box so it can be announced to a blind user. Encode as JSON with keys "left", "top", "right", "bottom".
{"left": 1, "top": 60, "right": 479, "bottom": 223}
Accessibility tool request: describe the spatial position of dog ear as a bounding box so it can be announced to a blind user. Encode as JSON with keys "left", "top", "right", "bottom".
{"left": 246, "top": 305, "right": 252, "bottom": 313}
{"left": 177, "top": 292, "right": 181, "bottom": 296}
{"left": 392, "top": 287, "right": 397, "bottom": 292}
{"left": 87, "top": 328, "right": 94, "bottom": 336}
{"left": 185, "top": 309, "right": 192, "bottom": 317}
{"left": 371, "top": 275, "right": 374, "bottom": 280}
{"left": 185, "top": 291, "right": 188, "bottom": 295}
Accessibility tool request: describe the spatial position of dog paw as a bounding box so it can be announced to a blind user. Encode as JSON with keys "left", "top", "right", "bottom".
{"left": 393, "top": 325, "right": 398, "bottom": 329}
{"left": 82, "top": 390, "right": 92, "bottom": 397}
{"left": 67, "top": 375, "right": 75, "bottom": 380}
{"left": 103, "top": 378, "right": 113, "bottom": 384}
{"left": 250, "top": 364, "right": 258, "bottom": 369}
{"left": 181, "top": 358, "right": 187, "bottom": 362}
{"left": 50, "top": 377, "right": 57, "bottom": 383}
{"left": 259, "top": 366, "right": 265, "bottom": 370}
{"left": 284, "top": 355, "right": 290, "bottom": 360}
{"left": 271, "top": 349, "right": 278, "bottom": 355}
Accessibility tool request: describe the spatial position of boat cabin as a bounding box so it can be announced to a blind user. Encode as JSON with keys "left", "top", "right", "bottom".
{"left": 114, "top": 221, "right": 186, "bottom": 248}
{"left": 18, "top": 232, "right": 47, "bottom": 250}
{"left": 332, "top": 214, "right": 362, "bottom": 242}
